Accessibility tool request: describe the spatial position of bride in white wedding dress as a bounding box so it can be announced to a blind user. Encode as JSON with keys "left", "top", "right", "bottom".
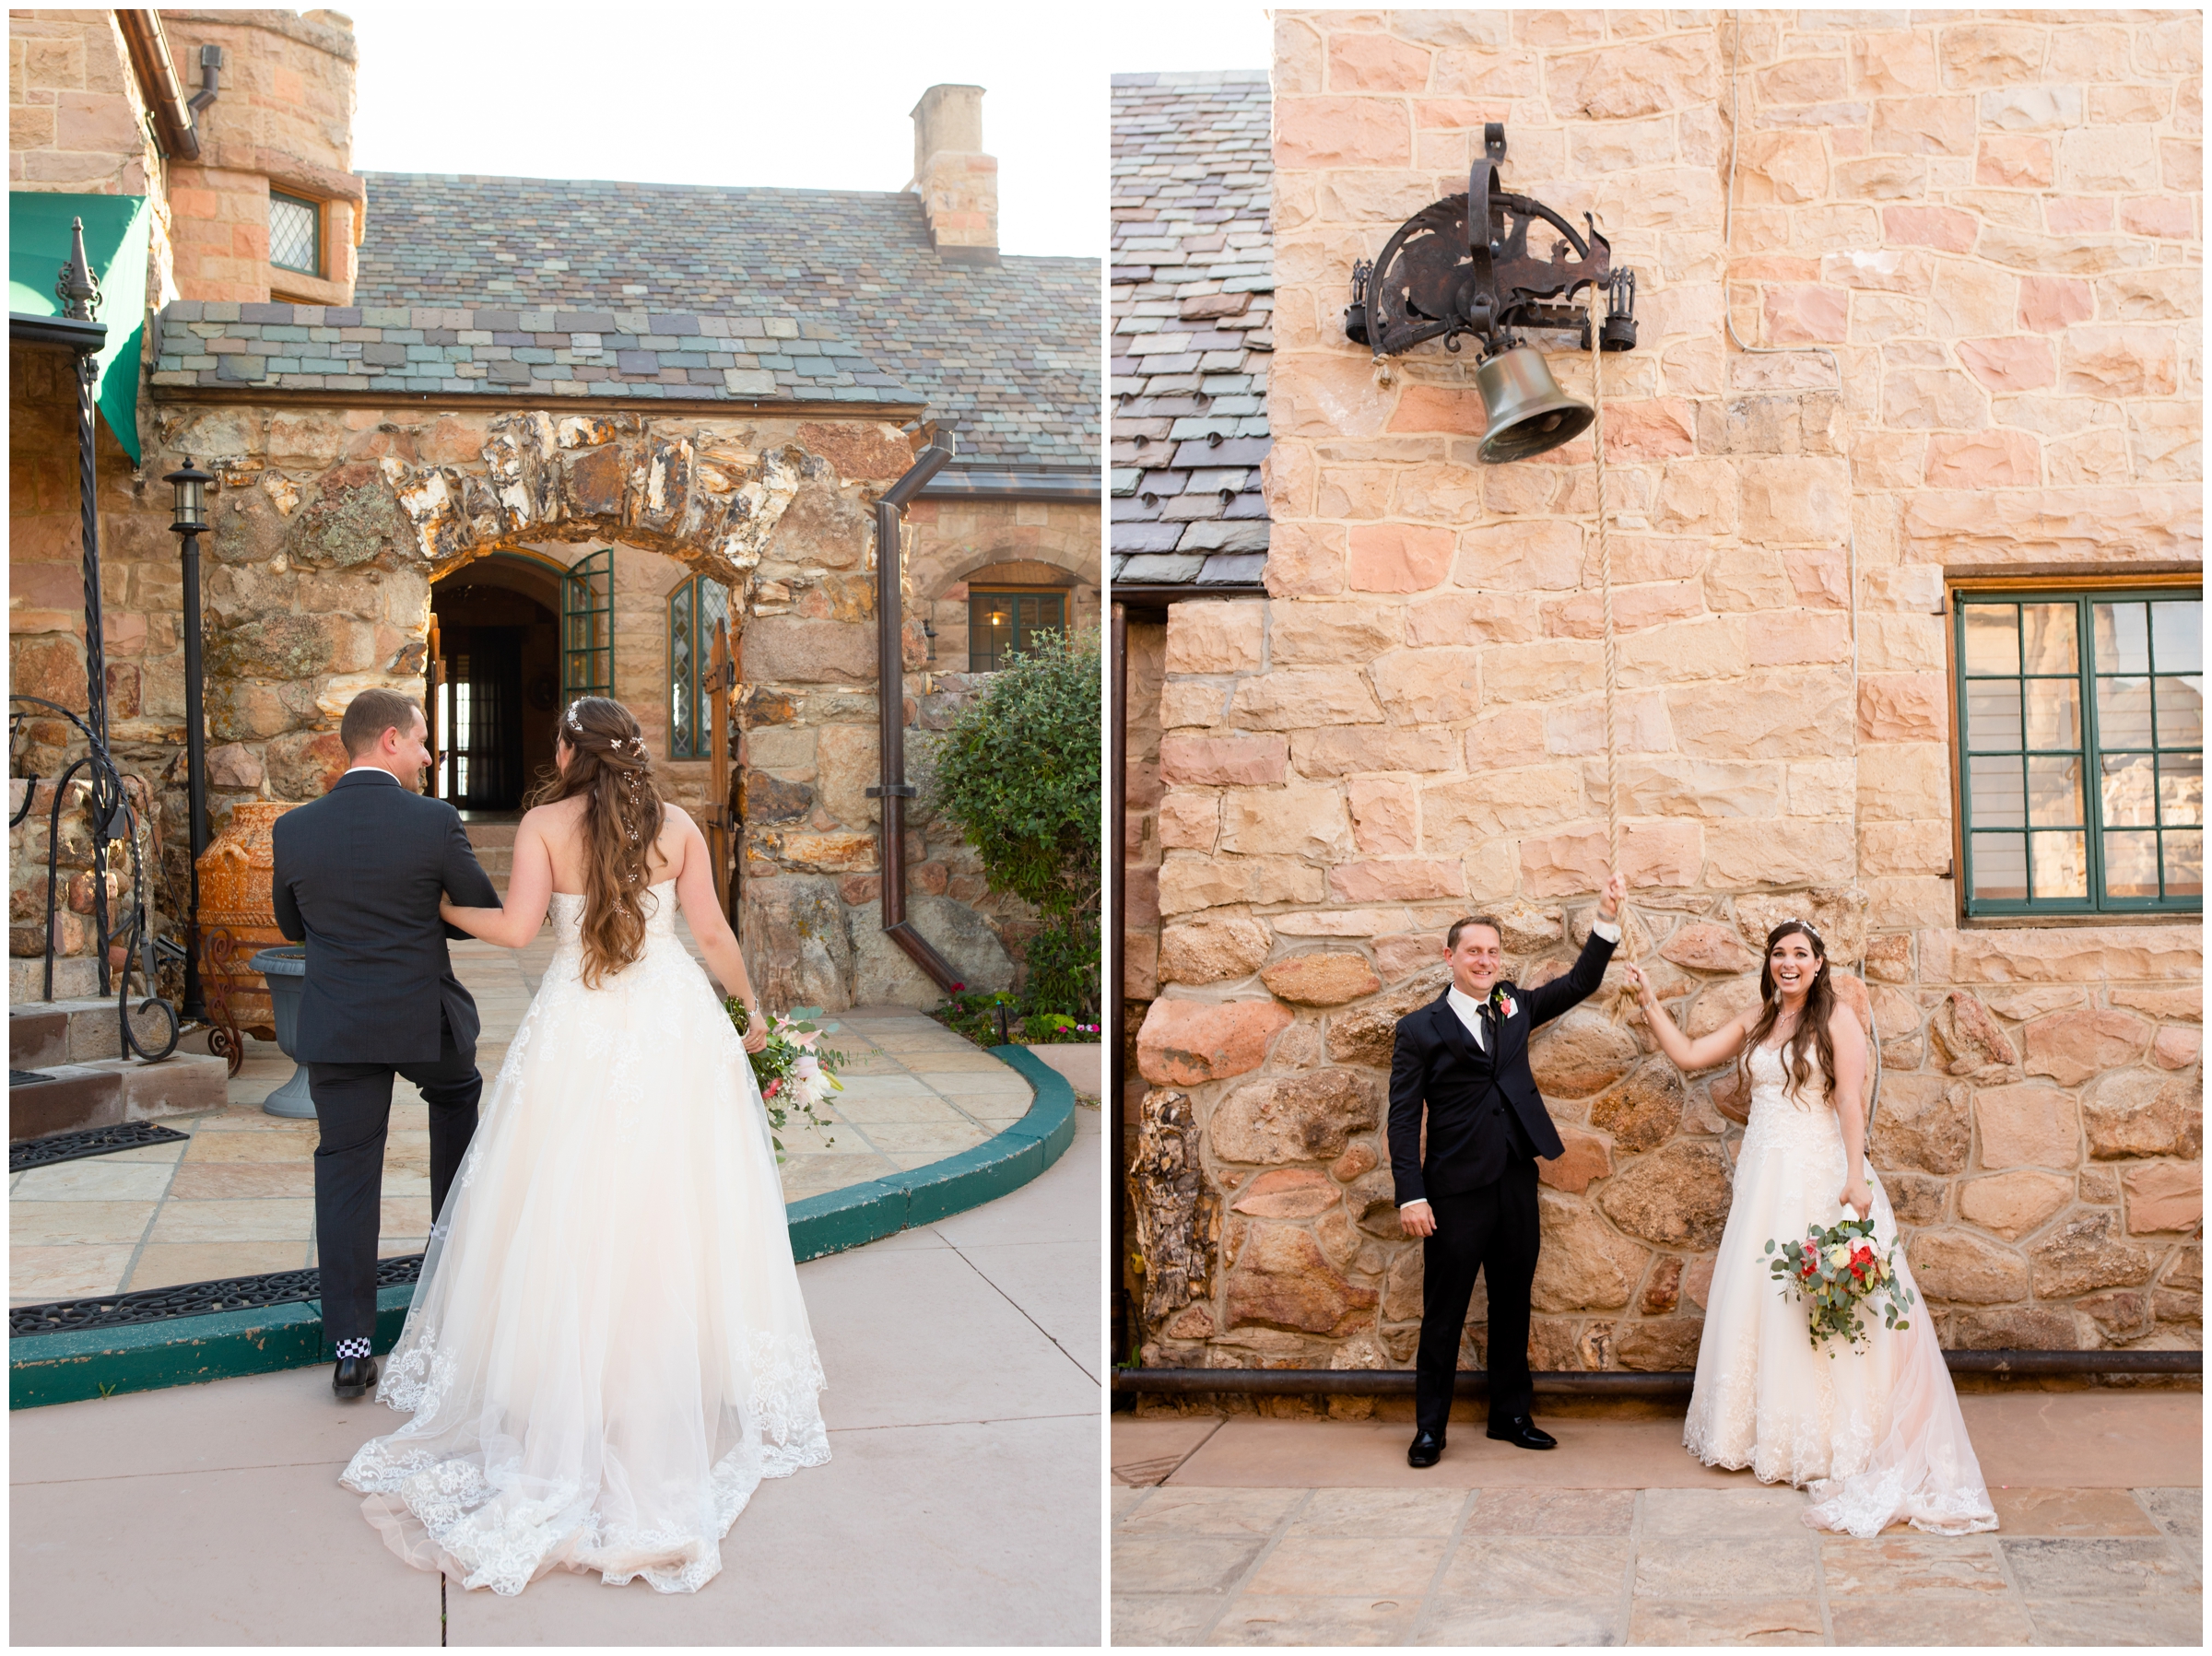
{"left": 1624, "top": 918, "right": 1998, "bottom": 1538}
{"left": 341, "top": 697, "right": 830, "bottom": 1594}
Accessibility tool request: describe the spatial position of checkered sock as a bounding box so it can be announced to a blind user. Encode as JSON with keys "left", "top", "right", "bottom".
{"left": 335, "top": 1336, "right": 371, "bottom": 1361}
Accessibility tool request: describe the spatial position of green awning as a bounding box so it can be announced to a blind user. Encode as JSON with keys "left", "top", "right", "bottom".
{"left": 9, "top": 192, "right": 150, "bottom": 464}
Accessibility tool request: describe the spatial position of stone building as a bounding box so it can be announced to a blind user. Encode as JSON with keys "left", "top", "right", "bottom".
{"left": 10, "top": 9, "right": 1099, "bottom": 1020}
{"left": 1126, "top": 11, "right": 2201, "bottom": 1386}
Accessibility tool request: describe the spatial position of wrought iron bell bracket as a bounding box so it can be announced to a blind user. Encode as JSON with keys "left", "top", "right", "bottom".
{"left": 1344, "top": 123, "right": 1638, "bottom": 365}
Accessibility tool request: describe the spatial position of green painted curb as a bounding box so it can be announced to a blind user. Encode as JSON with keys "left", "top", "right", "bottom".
{"left": 11, "top": 1043, "right": 1075, "bottom": 1410}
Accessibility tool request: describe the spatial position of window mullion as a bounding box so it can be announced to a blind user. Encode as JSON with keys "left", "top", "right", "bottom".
{"left": 2082, "top": 593, "right": 2107, "bottom": 907}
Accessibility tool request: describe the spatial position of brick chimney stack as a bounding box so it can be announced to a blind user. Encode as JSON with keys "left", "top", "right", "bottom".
{"left": 906, "top": 84, "right": 997, "bottom": 264}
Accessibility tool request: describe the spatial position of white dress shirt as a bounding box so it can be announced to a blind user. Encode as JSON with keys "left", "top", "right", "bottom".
{"left": 1403, "top": 916, "right": 1622, "bottom": 1212}
{"left": 341, "top": 764, "right": 399, "bottom": 782}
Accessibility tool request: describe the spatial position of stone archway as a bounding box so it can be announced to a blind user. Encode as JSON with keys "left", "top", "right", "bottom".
{"left": 145, "top": 400, "right": 1015, "bottom": 1012}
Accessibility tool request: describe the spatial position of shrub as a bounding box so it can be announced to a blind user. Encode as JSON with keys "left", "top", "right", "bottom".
{"left": 929, "top": 628, "right": 1100, "bottom": 1016}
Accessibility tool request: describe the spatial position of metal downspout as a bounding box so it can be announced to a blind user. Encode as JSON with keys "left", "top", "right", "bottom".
{"left": 1110, "top": 601, "right": 1130, "bottom": 1368}
{"left": 117, "top": 12, "right": 208, "bottom": 162}
{"left": 870, "top": 437, "right": 959, "bottom": 989}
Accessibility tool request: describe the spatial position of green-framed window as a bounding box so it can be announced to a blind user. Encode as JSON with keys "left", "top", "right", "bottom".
{"left": 667, "top": 572, "right": 729, "bottom": 759}
{"left": 269, "top": 191, "right": 321, "bottom": 276}
{"left": 561, "top": 549, "right": 613, "bottom": 703}
{"left": 1956, "top": 589, "right": 2202, "bottom": 916}
{"left": 969, "top": 588, "right": 1065, "bottom": 673}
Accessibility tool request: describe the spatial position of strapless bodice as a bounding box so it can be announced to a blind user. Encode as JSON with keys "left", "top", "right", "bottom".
{"left": 548, "top": 878, "right": 679, "bottom": 950}
{"left": 1741, "top": 1039, "right": 1844, "bottom": 1163}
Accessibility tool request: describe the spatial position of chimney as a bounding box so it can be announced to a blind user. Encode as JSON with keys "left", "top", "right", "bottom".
{"left": 906, "top": 84, "right": 997, "bottom": 264}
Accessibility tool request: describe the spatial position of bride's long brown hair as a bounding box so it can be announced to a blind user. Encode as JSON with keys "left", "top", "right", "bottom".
{"left": 527, "top": 697, "right": 665, "bottom": 988}
{"left": 1738, "top": 919, "right": 1839, "bottom": 1109}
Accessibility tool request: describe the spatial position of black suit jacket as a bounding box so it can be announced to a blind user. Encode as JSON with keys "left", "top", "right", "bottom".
{"left": 1388, "top": 927, "right": 1618, "bottom": 1205}
{"left": 270, "top": 771, "right": 502, "bottom": 1065}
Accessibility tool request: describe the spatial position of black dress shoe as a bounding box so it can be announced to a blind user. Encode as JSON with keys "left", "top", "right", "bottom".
{"left": 1406, "top": 1429, "right": 1446, "bottom": 1468}
{"left": 332, "top": 1356, "right": 379, "bottom": 1399}
{"left": 1487, "top": 1415, "right": 1557, "bottom": 1450}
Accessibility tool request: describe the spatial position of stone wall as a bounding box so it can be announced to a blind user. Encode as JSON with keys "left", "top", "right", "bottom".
{"left": 15, "top": 394, "right": 1028, "bottom": 1013}
{"left": 1131, "top": 9, "right": 2202, "bottom": 1379}
{"left": 909, "top": 495, "right": 1101, "bottom": 671}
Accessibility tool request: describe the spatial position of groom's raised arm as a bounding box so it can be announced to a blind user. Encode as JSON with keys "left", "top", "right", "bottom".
{"left": 1387, "top": 1017, "right": 1430, "bottom": 1207}
{"left": 1523, "top": 923, "right": 1618, "bottom": 1028}
{"left": 438, "top": 809, "right": 501, "bottom": 940}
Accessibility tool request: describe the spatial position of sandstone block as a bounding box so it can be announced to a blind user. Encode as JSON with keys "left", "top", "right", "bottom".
{"left": 1917, "top": 925, "right": 2203, "bottom": 986}
{"left": 1956, "top": 336, "right": 2055, "bottom": 394}
{"left": 1591, "top": 1062, "right": 1687, "bottom": 1153}
{"left": 1453, "top": 519, "right": 1585, "bottom": 593}
{"left": 1930, "top": 991, "right": 2018, "bottom": 1075}
{"left": 1669, "top": 668, "right": 1853, "bottom": 759}
{"left": 2062, "top": 328, "right": 2178, "bottom": 399}
{"left": 1652, "top": 457, "right": 1739, "bottom": 536}
{"left": 1347, "top": 777, "right": 1417, "bottom": 857}
{"left": 1158, "top": 734, "right": 1288, "bottom": 787}
{"left": 1972, "top": 1083, "right": 2081, "bottom": 1170}
{"left": 1873, "top": 94, "right": 1975, "bottom": 156}
{"left": 1537, "top": 1124, "right": 1614, "bottom": 1195}
{"left": 1908, "top": 1227, "right": 2030, "bottom": 1305}
{"left": 1157, "top": 790, "right": 1218, "bottom": 854}
{"left": 1221, "top": 1222, "right": 1379, "bottom": 1335}
{"left": 1264, "top": 519, "right": 1347, "bottom": 597}
{"left": 1660, "top": 922, "right": 1759, "bottom": 976}
{"left": 1703, "top": 819, "right": 1857, "bottom": 889}
{"left": 2151, "top": 1026, "right": 2201, "bottom": 1071}
{"left": 1547, "top": 37, "right": 1718, "bottom": 121}
{"left": 1290, "top": 726, "right": 1461, "bottom": 778}
{"left": 1325, "top": 1008, "right": 1399, "bottom": 1071}
{"left": 1329, "top": 860, "right": 1465, "bottom": 904}
{"left": 1530, "top": 1007, "right": 1641, "bottom": 1099}
{"left": 1219, "top": 785, "right": 1352, "bottom": 860}
{"left": 1372, "top": 645, "right": 1482, "bottom": 723}
{"left": 1420, "top": 769, "right": 1583, "bottom": 849}
{"left": 1261, "top": 953, "right": 1381, "bottom": 1007}
{"left": 1762, "top": 284, "right": 1848, "bottom": 346}
{"left": 1348, "top": 523, "right": 1454, "bottom": 593}
{"left": 1276, "top": 97, "right": 1412, "bottom": 170}
{"left": 1976, "top": 135, "right": 2053, "bottom": 188}
{"left": 1165, "top": 602, "right": 1265, "bottom": 675}
{"left": 1271, "top": 602, "right": 1403, "bottom": 665}
{"left": 1598, "top": 1141, "right": 1734, "bottom": 1250}
{"left": 1137, "top": 996, "right": 1293, "bottom": 1086}
{"left": 1873, "top": 1074, "right": 1972, "bottom": 1174}
{"left": 1531, "top": 1191, "right": 1650, "bottom": 1313}
{"left": 1230, "top": 668, "right": 1384, "bottom": 731}
{"left": 1403, "top": 591, "right": 1542, "bottom": 650}
{"left": 1857, "top": 673, "right": 1947, "bottom": 743}
{"left": 1924, "top": 429, "right": 2040, "bottom": 489}
{"left": 2028, "top": 1208, "right": 2159, "bottom": 1298}
{"left": 1159, "top": 918, "right": 1271, "bottom": 987}
{"left": 1959, "top": 1170, "right": 2074, "bottom": 1242}
{"left": 2085, "top": 1065, "right": 2204, "bottom": 1159}
{"left": 2023, "top": 1008, "right": 2153, "bottom": 1087}
{"left": 1210, "top": 1068, "right": 1382, "bottom": 1166}
{"left": 1613, "top": 1319, "right": 1705, "bottom": 1372}
{"left": 2124, "top": 1162, "right": 2201, "bottom": 1236}
{"left": 1230, "top": 1168, "right": 1340, "bottom": 1220}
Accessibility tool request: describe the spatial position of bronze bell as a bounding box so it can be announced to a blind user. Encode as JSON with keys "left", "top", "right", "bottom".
{"left": 1474, "top": 346, "right": 1594, "bottom": 464}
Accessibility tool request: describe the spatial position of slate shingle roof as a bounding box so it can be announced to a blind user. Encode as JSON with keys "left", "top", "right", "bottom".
{"left": 149, "top": 300, "right": 914, "bottom": 405}
{"left": 1110, "top": 71, "right": 1272, "bottom": 589}
{"left": 341, "top": 173, "right": 1099, "bottom": 470}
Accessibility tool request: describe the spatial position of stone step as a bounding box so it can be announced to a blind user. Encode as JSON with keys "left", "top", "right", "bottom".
{"left": 9, "top": 956, "right": 100, "bottom": 1007}
{"left": 10, "top": 998, "right": 126, "bottom": 1066}
{"left": 465, "top": 822, "right": 520, "bottom": 849}
{"left": 7, "top": 1051, "right": 227, "bottom": 1142}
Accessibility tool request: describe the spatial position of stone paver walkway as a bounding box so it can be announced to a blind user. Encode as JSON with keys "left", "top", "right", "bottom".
{"left": 1110, "top": 1400, "right": 2203, "bottom": 1646}
{"left": 12, "top": 917, "right": 1023, "bottom": 1304}
{"left": 11, "top": 1097, "right": 1102, "bottom": 1644}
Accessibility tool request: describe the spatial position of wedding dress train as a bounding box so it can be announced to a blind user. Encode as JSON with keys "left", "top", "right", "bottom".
{"left": 1684, "top": 1043, "right": 1997, "bottom": 1537}
{"left": 341, "top": 880, "right": 830, "bottom": 1593}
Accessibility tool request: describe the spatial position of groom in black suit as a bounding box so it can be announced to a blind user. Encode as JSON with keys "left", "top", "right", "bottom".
{"left": 271, "top": 687, "right": 501, "bottom": 1397}
{"left": 1390, "top": 872, "right": 1624, "bottom": 1465}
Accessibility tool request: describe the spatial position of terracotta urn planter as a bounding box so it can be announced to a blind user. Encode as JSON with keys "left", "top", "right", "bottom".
{"left": 196, "top": 800, "right": 298, "bottom": 1040}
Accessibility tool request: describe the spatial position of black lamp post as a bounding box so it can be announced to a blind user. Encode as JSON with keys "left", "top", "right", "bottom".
{"left": 164, "top": 458, "right": 212, "bottom": 1022}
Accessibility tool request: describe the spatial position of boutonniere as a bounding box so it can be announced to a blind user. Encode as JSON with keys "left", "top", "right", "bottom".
{"left": 1490, "top": 986, "right": 1518, "bottom": 1020}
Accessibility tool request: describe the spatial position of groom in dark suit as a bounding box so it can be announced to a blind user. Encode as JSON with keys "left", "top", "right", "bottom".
{"left": 271, "top": 688, "right": 501, "bottom": 1398}
{"left": 1390, "top": 872, "right": 1625, "bottom": 1465}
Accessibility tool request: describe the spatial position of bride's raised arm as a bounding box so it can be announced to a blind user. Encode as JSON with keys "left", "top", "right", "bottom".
{"left": 440, "top": 814, "right": 554, "bottom": 949}
{"left": 1621, "top": 961, "right": 1753, "bottom": 1075}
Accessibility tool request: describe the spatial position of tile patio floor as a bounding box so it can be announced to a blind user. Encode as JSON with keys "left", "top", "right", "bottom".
{"left": 1110, "top": 1400, "right": 2204, "bottom": 1646}
{"left": 12, "top": 918, "right": 1030, "bottom": 1305}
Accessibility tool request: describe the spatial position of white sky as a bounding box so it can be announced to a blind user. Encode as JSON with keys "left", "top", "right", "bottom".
{"left": 347, "top": 5, "right": 1275, "bottom": 257}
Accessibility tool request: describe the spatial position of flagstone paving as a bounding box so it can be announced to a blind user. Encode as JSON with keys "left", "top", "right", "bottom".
{"left": 11, "top": 917, "right": 1028, "bottom": 1304}
{"left": 1109, "top": 1404, "right": 2204, "bottom": 1646}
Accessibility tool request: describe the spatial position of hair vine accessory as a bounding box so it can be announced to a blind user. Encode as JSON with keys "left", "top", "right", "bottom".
{"left": 1775, "top": 914, "right": 1822, "bottom": 942}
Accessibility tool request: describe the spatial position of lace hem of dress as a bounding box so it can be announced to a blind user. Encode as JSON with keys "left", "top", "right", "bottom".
{"left": 338, "top": 1335, "right": 832, "bottom": 1597}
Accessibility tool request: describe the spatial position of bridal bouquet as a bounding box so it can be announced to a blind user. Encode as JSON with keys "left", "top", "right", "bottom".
{"left": 726, "top": 1001, "right": 845, "bottom": 1157}
{"left": 1765, "top": 1216, "right": 1914, "bottom": 1353}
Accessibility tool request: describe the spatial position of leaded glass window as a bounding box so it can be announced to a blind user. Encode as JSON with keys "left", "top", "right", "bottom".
{"left": 1957, "top": 591, "right": 2202, "bottom": 915}
{"left": 668, "top": 572, "right": 729, "bottom": 760}
{"left": 269, "top": 191, "right": 320, "bottom": 276}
